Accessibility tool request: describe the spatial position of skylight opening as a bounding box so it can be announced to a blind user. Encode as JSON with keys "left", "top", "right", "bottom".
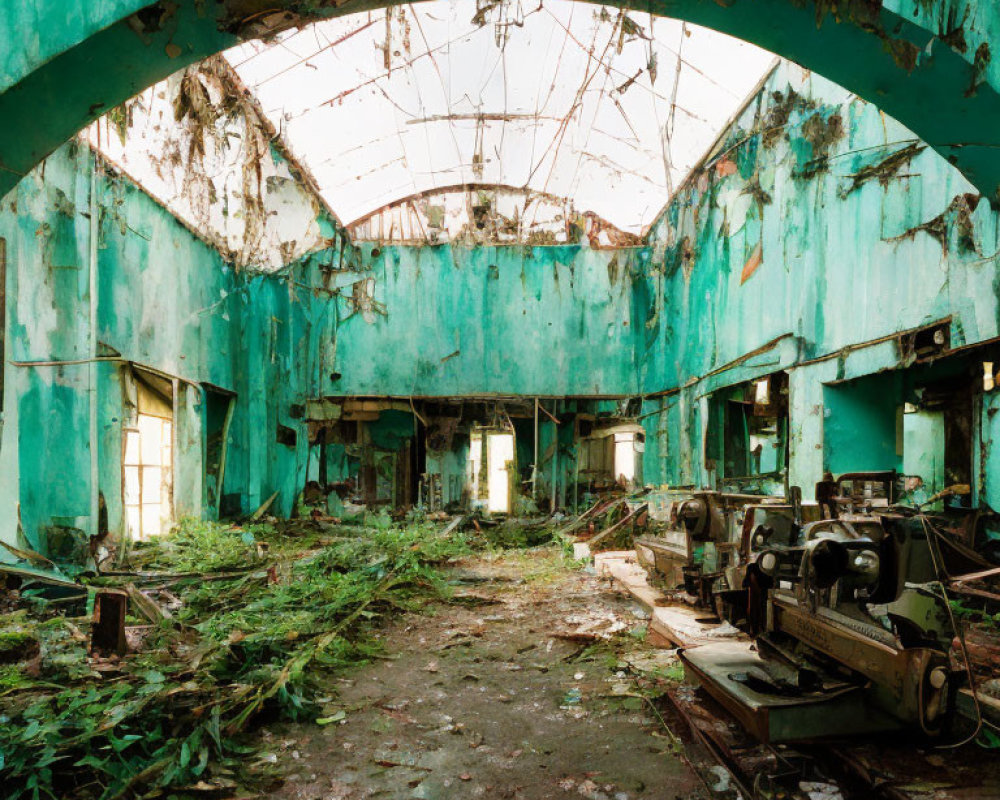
{"left": 225, "top": 0, "right": 775, "bottom": 240}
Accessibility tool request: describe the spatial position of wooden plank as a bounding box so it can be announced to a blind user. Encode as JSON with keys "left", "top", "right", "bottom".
{"left": 440, "top": 515, "right": 466, "bottom": 536}
{"left": 251, "top": 491, "right": 279, "bottom": 521}
{"left": 91, "top": 590, "right": 128, "bottom": 655}
{"left": 125, "top": 583, "right": 171, "bottom": 624}
{"left": 553, "top": 497, "right": 622, "bottom": 539}
{"left": 587, "top": 503, "right": 647, "bottom": 548}
{"left": 0, "top": 540, "right": 56, "bottom": 568}
{"left": 950, "top": 584, "right": 1000, "bottom": 602}
{"left": 951, "top": 564, "right": 1000, "bottom": 583}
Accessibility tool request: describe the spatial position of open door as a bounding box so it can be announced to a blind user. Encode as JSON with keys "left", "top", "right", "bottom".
{"left": 203, "top": 386, "right": 235, "bottom": 517}
{"left": 486, "top": 432, "right": 515, "bottom": 513}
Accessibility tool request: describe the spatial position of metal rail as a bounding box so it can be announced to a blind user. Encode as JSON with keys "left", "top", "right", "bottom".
{"left": 662, "top": 686, "right": 919, "bottom": 800}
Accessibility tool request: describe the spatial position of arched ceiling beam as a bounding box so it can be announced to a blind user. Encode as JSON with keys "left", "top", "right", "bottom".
{"left": 1, "top": 0, "right": 999, "bottom": 203}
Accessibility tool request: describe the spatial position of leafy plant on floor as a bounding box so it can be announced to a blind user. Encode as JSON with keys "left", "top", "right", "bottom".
{"left": 475, "top": 521, "right": 556, "bottom": 550}
{"left": 125, "top": 518, "right": 275, "bottom": 573}
{"left": 0, "top": 521, "right": 473, "bottom": 799}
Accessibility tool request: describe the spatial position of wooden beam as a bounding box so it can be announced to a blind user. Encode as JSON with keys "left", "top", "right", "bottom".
{"left": 587, "top": 503, "right": 648, "bottom": 549}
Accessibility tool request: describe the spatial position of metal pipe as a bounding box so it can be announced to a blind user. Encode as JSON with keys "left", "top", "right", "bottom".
{"left": 532, "top": 398, "right": 539, "bottom": 500}
{"left": 574, "top": 442, "right": 579, "bottom": 511}
{"left": 88, "top": 161, "right": 99, "bottom": 541}
{"left": 551, "top": 411, "right": 558, "bottom": 510}
{"left": 408, "top": 396, "right": 428, "bottom": 426}
{"left": 171, "top": 378, "right": 180, "bottom": 523}
{"left": 537, "top": 402, "right": 560, "bottom": 424}
{"left": 12, "top": 356, "right": 203, "bottom": 388}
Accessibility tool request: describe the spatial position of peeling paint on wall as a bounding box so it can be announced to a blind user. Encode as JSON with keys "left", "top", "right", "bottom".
{"left": 638, "top": 61, "right": 1000, "bottom": 498}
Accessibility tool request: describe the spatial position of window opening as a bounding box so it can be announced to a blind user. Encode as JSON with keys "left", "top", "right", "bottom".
{"left": 821, "top": 347, "right": 986, "bottom": 511}
{"left": 710, "top": 372, "right": 788, "bottom": 484}
{"left": 901, "top": 375, "right": 973, "bottom": 508}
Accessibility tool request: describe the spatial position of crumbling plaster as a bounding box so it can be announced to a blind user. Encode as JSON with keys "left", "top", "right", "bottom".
{"left": 5, "top": 5, "right": 1000, "bottom": 548}
{"left": 86, "top": 57, "right": 336, "bottom": 271}
{"left": 0, "top": 141, "right": 346, "bottom": 553}
{"left": 310, "top": 241, "right": 650, "bottom": 398}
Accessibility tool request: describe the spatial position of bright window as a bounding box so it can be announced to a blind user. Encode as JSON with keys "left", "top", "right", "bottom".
{"left": 486, "top": 432, "right": 515, "bottom": 513}
{"left": 124, "top": 413, "right": 173, "bottom": 539}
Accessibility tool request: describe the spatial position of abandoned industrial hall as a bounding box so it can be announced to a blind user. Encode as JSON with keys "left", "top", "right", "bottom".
{"left": 6, "top": 1, "right": 1000, "bottom": 799}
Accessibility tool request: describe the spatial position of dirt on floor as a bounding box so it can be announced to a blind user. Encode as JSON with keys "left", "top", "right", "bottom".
{"left": 256, "top": 547, "right": 707, "bottom": 800}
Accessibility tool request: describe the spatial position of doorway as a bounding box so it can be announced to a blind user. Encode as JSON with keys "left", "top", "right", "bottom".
{"left": 486, "top": 432, "right": 515, "bottom": 513}
{"left": 614, "top": 432, "right": 639, "bottom": 486}
{"left": 469, "top": 428, "right": 515, "bottom": 514}
{"left": 123, "top": 369, "right": 174, "bottom": 540}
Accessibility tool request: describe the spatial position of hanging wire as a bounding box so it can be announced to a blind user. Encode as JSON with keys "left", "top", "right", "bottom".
{"left": 222, "top": 0, "right": 773, "bottom": 240}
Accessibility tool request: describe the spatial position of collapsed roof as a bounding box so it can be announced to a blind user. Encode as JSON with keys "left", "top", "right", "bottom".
{"left": 87, "top": 0, "right": 776, "bottom": 259}
{"left": 228, "top": 0, "right": 774, "bottom": 236}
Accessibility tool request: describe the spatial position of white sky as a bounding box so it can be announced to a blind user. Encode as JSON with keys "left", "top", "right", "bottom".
{"left": 226, "top": 0, "right": 776, "bottom": 234}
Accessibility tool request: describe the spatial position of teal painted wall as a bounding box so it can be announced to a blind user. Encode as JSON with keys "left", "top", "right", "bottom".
{"left": 635, "top": 62, "right": 1000, "bottom": 498}
{"left": 823, "top": 373, "right": 903, "bottom": 475}
{"left": 9, "top": 59, "right": 1000, "bottom": 552}
{"left": 0, "top": 141, "right": 346, "bottom": 554}
{"left": 0, "top": 139, "right": 651, "bottom": 553}
{"left": 299, "top": 242, "right": 650, "bottom": 398}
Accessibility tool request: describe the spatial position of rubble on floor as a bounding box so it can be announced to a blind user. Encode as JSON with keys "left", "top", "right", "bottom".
{"left": 0, "top": 514, "right": 566, "bottom": 799}
{"left": 4, "top": 499, "right": 1000, "bottom": 799}
{"left": 557, "top": 494, "right": 651, "bottom": 561}
{"left": 254, "top": 545, "right": 703, "bottom": 800}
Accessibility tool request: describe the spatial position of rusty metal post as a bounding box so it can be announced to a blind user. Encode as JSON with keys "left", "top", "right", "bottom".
{"left": 91, "top": 589, "right": 128, "bottom": 655}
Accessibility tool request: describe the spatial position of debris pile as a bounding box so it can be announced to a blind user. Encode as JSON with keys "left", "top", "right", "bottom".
{"left": 556, "top": 495, "right": 650, "bottom": 559}
{"left": 0, "top": 516, "right": 477, "bottom": 799}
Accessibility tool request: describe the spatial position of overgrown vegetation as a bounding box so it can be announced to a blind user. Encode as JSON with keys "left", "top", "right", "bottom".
{"left": 951, "top": 598, "right": 1000, "bottom": 631}
{"left": 473, "top": 517, "right": 557, "bottom": 550}
{"left": 0, "top": 517, "right": 486, "bottom": 799}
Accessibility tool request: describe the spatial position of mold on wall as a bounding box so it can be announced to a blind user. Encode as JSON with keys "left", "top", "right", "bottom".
{"left": 7, "top": 50, "right": 1000, "bottom": 554}
{"left": 85, "top": 56, "right": 336, "bottom": 271}
{"left": 304, "top": 242, "right": 651, "bottom": 398}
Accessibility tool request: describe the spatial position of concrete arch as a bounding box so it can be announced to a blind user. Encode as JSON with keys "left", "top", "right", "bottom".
{"left": 1, "top": 0, "right": 1000, "bottom": 203}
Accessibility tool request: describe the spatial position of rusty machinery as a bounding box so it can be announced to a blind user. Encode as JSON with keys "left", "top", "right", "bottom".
{"left": 635, "top": 473, "right": 901, "bottom": 621}
{"left": 634, "top": 490, "right": 820, "bottom": 619}
{"left": 633, "top": 490, "right": 736, "bottom": 598}
{"left": 634, "top": 492, "right": 763, "bottom": 602}
{"left": 681, "top": 511, "right": 969, "bottom": 743}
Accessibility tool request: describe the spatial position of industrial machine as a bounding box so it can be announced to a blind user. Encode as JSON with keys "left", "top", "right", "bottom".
{"left": 636, "top": 484, "right": 735, "bottom": 594}
{"left": 634, "top": 490, "right": 822, "bottom": 618}
{"left": 815, "top": 470, "right": 896, "bottom": 518}
{"left": 635, "top": 474, "right": 899, "bottom": 621}
{"left": 634, "top": 491, "right": 752, "bottom": 602}
{"left": 681, "top": 511, "right": 965, "bottom": 743}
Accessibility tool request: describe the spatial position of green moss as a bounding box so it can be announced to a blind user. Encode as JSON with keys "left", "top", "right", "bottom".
{"left": 0, "top": 663, "right": 32, "bottom": 691}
